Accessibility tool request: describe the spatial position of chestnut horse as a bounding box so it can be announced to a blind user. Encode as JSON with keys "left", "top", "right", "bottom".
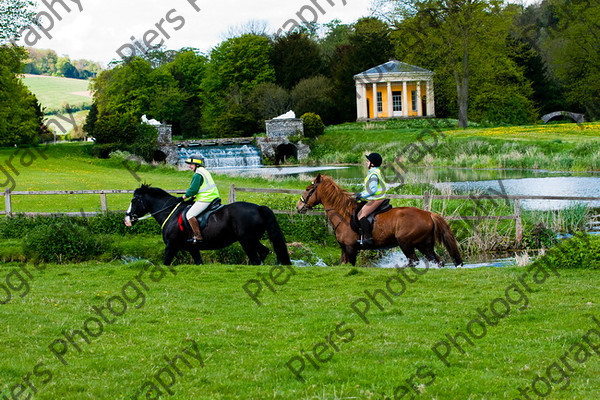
{"left": 296, "top": 174, "right": 463, "bottom": 267}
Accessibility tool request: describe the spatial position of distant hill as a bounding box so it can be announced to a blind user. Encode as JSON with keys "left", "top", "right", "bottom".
{"left": 21, "top": 74, "right": 93, "bottom": 112}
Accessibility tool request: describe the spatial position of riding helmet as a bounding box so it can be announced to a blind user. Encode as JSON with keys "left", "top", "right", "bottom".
{"left": 366, "top": 152, "right": 383, "bottom": 167}
{"left": 184, "top": 154, "right": 205, "bottom": 166}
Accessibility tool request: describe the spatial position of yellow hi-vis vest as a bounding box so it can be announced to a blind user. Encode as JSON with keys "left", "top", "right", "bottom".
{"left": 363, "top": 167, "right": 387, "bottom": 200}
{"left": 195, "top": 167, "right": 220, "bottom": 202}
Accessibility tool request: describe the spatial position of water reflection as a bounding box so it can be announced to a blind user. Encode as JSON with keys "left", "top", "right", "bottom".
{"left": 217, "top": 165, "right": 600, "bottom": 210}
{"left": 217, "top": 164, "right": 598, "bottom": 183}
{"left": 438, "top": 177, "right": 600, "bottom": 210}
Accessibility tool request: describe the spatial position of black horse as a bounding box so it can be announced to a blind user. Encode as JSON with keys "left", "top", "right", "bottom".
{"left": 124, "top": 185, "right": 291, "bottom": 266}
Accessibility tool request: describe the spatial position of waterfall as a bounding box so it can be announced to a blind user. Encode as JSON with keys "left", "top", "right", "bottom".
{"left": 178, "top": 145, "right": 262, "bottom": 169}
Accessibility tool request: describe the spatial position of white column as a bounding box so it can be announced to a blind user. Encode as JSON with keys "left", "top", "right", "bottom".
{"left": 402, "top": 81, "right": 408, "bottom": 117}
{"left": 360, "top": 83, "right": 368, "bottom": 119}
{"left": 416, "top": 81, "right": 422, "bottom": 117}
{"left": 426, "top": 79, "right": 435, "bottom": 117}
{"left": 356, "top": 83, "right": 367, "bottom": 120}
{"left": 387, "top": 82, "right": 393, "bottom": 118}
{"left": 372, "top": 83, "right": 378, "bottom": 119}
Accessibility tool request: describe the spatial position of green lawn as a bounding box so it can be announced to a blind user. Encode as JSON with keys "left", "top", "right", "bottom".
{"left": 1, "top": 130, "right": 600, "bottom": 399}
{"left": 0, "top": 262, "right": 598, "bottom": 399}
{"left": 0, "top": 144, "right": 308, "bottom": 214}
{"left": 21, "top": 74, "right": 92, "bottom": 111}
{"left": 312, "top": 120, "right": 600, "bottom": 171}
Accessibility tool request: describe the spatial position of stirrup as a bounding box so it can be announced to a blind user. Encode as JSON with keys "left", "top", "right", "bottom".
{"left": 187, "top": 236, "right": 203, "bottom": 243}
{"left": 357, "top": 236, "right": 373, "bottom": 246}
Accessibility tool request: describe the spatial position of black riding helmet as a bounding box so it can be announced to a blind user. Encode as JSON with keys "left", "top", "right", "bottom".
{"left": 365, "top": 152, "right": 382, "bottom": 167}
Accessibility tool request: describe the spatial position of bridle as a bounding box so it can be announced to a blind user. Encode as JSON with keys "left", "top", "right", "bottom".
{"left": 126, "top": 195, "right": 183, "bottom": 223}
{"left": 299, "top": 182, "right": 319, "bottom": 209}
{"left": 299, "top": 180, "right": 351, "bottom": 234}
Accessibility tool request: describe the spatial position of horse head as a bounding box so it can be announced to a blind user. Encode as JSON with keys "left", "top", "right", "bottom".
{"left": 297, "top": 174, "right": 323, "bottom": 214}
{"left": 124, "top": 184, "right": 153, "bottom": 226}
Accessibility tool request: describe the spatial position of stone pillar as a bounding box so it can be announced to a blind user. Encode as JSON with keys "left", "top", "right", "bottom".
{"left": 402, "top": 81, "right": 408, "bottom": 117}
{"left": 387, "top": 82, "right": 393, "bottom": 118}
{"left": 372, "top": 83, "right": 378, "bottom": 118}
{"left": 361, "top": 84, "right": 367, "bottom": 118}
{"left": 416, "top": 81, "right": 422, "bottom": 117}
{"left": 426, "top": 79, "right": 435, "bottom": 117}
{"left": 356, "top": 83, "right": 367, "bottom": 120}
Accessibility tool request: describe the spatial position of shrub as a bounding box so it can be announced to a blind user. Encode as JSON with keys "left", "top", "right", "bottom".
{"left": 90, "top": 143, "right": 122, "bottom": 159}
{"left": 301, "top": 112, "right": 325, "bottom": 138}
{"left": 23, "top": 220, "right": 108, "bottom": 263}
{"left": 292, "top": 76, "right": 335, "bottom": 124}
{"left": 128, "top": 123, "right": 158, "bottom": 162}
{"left": 91, "top": 112, "right": 138, "bottom": 145}
{"left": 529, "top": 233, "right": 600, "bottom": 269}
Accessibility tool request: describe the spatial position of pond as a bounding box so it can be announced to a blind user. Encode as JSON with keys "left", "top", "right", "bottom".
{"left": 217, "top": 165, "right": 600, "bottom": 210}
{"left": 219, "top": 164, "right": 599, "bottom": 268}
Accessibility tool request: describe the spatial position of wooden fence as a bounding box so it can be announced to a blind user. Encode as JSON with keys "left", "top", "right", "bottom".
{"left": 0, "top": 189, "right": 183, "bottom": 217}
{"left": 2, "top": 186, "right": 600, "bottom": 244}
{"left": 229, "top": 185, "right": 600, "bottom": 244}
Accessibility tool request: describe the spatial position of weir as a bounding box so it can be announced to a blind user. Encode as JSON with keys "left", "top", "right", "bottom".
{"left": 177, "top": 144, "right": 262, "bottom": 169}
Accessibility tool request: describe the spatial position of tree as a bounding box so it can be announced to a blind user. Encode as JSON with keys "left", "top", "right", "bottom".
{"left": 0, "top": 46, "right": 44, "bottom": 145}
{"left": 329, "top": 18, "right": 393, "bottom": 123}
{"left": 271, "top": 32, "right": 322, "bottom": 89}
{"left": 291, "top": 76, "right": 335, "bottom": 124}
{"left": 202, "top": 34, "right": 275, "bottom": 136}
{"left": 168, "top": 49, "right": 208, "bottom": 138}
{"left": 205, "top": 34, "right": 275, "bottom": 93}
{"left": 0, "top": 0, "right": 36, "bottom": 44}
{"left": 318, "top": 20, "right": 352, "bottom": 68}
{"left": 89, "top": 54, "right": 186, "bottom": 158}
{"left": 385, "top": 0, "right": 532, "bottom": 127}
{"left": 249, "top": 83, "right": 291, "bottom": 122}
{"left": 545, "top": 0, "right": 600, "bottom": 118}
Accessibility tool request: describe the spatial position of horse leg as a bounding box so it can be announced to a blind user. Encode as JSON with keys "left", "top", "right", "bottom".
{"left": 339, "top": 243, "right": 348, "bottom": 264}
{"left": 240, "top": 240, "right": 262, "bottom": 265}
{"left": 345, "top": 246, "right": 358, "bottom": 266}
{"left": 256, "top": 241, "right": 270, "bottom": 262}
{"left": 164, "top": 242, "right": 179, "bottom": 266}
{"left": 188, "top": 248, "right": 203, "bottom": 265}
{"left": 398, "top": 244, "right": 419, "bottom": 267}
{"left": 416, "top": 243, "right": 442, "bottom": 268}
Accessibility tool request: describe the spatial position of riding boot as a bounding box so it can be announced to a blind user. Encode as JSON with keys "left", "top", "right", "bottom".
{"left": 357, "top": 217, "right": 374, "bottom": 246}
{"left": 187, "top": 217, "right": 203, "bottom": 243}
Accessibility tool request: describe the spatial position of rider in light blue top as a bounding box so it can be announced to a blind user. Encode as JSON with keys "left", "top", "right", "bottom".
{"left": 354, "top": 153, "right": 387, "bottom": 245}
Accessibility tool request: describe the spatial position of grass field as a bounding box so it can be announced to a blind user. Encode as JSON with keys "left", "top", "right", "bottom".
{"left": 1, "top": 132, "right": 600, "bottom": 398}
{"left": 21, "top": 74, "right": 92, "bottom": 111}
{"left": 0, "top": 144, "right": 307, "bottom": 214}
{"left": 311, "top": 120, "right": 600, "bottom": 171}
{"left": 0, "top": 261, "right": 599, "bottom": 399}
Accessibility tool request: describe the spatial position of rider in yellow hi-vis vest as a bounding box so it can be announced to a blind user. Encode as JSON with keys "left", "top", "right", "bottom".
{"left": 182, "top": 154, "right": 221, "bottom": 243}
{"left": 354, "top": 152, "right": 387, "bottom": 246}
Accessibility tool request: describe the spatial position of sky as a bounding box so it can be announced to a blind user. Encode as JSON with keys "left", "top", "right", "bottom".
{"left": 17, "top": 0, "right": 373, "bottom": 65}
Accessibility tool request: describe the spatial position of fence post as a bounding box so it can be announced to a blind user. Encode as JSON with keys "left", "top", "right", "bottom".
{"left": 423, "top": 191, "right": 431, "bottom": 211}
{"left": 100, "top": 192, "right": 108, "bottom": 212}
{"left": 229, "top": 184, "right": 236, "bottom": 204}
{"left": 4, "top": 188, "right": 12, "bottom": 217}
{"left": 514, "top": 199, "right": 523, "bottom": 244}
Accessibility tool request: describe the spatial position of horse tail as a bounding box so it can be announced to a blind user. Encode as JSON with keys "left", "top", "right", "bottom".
{"left": 430, "top": 213, "right": 463, "bottom": 266}
{"left": 259, "top": 206, "right": 291, "bottom": 265}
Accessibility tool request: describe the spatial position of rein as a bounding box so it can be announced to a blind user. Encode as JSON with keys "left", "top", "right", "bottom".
{"left": 137, "top": 199, "right": 183, "bottom": 221}
{"left": 160, "top": 201, "right": 184, "bottom": 230}
{"left": 301, "top": 180, "right": 354, "bottom": 233}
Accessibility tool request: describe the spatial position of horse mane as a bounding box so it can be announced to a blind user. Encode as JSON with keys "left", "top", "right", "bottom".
{"left": 134, "top": 184, "right": 173, "bottom": 199}
{"left": 319, "top": 175, "right": 357, "bottom": 214}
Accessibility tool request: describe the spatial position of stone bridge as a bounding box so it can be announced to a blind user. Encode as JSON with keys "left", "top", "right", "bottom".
{"left": 541, "top": 111, "right": 585, "bottom": 124}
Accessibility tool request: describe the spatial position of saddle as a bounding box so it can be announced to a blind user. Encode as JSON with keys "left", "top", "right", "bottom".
{"left": 178, "top": 198, "right": 226, "bottom": 232}
{"left": 350, "top": 199, "right": 392, "bottom": 234}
